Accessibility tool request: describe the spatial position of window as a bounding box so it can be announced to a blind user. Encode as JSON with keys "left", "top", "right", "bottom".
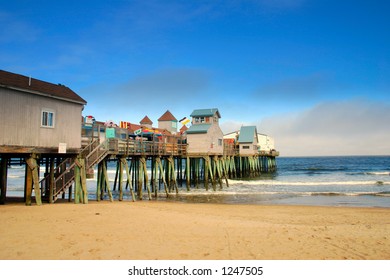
{"left": 41, "top": 109, "right": 55, "bottom": 128}
{"left": 242, "top": 145, "right": 250, "bottom": 149}
{"left": 218, "top": 139, "right": 223, "bottom": 146}
{"left": 194, "top": 117, "right": 205, "bottom": 123}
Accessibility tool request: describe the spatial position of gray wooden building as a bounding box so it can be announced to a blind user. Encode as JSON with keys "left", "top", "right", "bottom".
{"left": 158, "top": 110, "right": 178, "bottom": 134}
{"left": 0, "top": 70, "right": 87, "bottom": 154}
{"left": 186, "top": 108, "right": 224, "bottom": 155}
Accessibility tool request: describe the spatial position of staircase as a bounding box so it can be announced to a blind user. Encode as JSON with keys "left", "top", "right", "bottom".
{"left": 40, "top": 139, "right": 109, "bottom": 202}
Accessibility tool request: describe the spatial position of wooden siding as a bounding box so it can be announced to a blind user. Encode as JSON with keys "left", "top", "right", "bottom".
{"left": 187, "top": 124, "right": 224, "bottom": 155}
{"left": 239, "top": 132, "right": 258, "bottom": 155}
{"left": 0, "top": 87, "right": 83, "bottom": 150}
{"left": 158, "top": 120, "right": 177, "bottom": 134}
{"left": 258, "top": 134, "right": 275, "bottom": 151}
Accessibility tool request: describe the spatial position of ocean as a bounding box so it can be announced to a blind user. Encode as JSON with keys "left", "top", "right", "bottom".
{"left": 5, "top": 156, "right": 390, "bottom": 208}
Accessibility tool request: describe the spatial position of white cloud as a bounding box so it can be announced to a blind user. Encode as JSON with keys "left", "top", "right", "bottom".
{"left": 257, "top": 99, "right": 390, "bottom": 156}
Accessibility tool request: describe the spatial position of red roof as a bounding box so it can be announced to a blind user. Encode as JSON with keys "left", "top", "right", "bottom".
{"left": 180, "top": 125, "right": 188, "bottom": 134}
{"left": 0, "top": 69, "right": 86, "bottom": 105}
{"left": 127, "top": 123, "right": 142, "bottom": 131}
{"left": 140, "top": 115, "right": 153, "bottom": 124}
{"left": 158, "top": 110, "right": 177, "bottom": 121}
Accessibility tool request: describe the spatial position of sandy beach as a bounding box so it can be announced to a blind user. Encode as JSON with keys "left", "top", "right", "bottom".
{"left": 0, "top": 201, "right": 389, "bottom": 260}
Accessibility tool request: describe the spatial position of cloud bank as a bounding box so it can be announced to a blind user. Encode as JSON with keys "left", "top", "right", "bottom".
{"left": 256, "top": 99, "right": 390, "bottom": 156}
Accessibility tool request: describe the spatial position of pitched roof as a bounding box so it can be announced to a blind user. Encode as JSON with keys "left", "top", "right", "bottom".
{"left": 238, "top": 126, "right": 258, "bottom": 143}
{"left": 190, "top": 108, "right": 221, "bottom": 118}
{"left": 180, "top": 125, "right": 188, "bottom": 134}
{"left": 0, "top": 69, "right": 86, "bottom": 105}
{"left": 140, "top": 115, "right": 153, "bottom": 124}
{"left": 158, "top": 110, "right": 177, "bottom": 121}
{"left": 186, "top": 124, "right": 212, "bottom": 134}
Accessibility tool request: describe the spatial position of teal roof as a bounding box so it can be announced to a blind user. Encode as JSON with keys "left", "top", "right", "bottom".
{"left": 186, "top": 124, "right": 212, "bottom": 134}
{"left": 238, "top": 126, "right": 257, "bottom": 143}
{"left": 190, "top": 108, "right": 221, "bottom": 118}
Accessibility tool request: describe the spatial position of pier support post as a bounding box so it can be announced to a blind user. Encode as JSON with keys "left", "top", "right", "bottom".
{"left": 121, "top": 158, "right": 135, "bottom": 201}
{"left": 97, "top": 160, "right": 113, "bottom": 202}
{"left": 168, "top": 157, "right": 178, "bottom": 194}
{"left": 156, "top": 157, "right": 169, "bottom": 197}
{"left": 0, "top": 156, "right": 8, "bottom": 204}
{"left": 222, "top": 156, "right": 229, "bottom": 187}
{"left": 48, "top": 159, "right": 55, "bottom": 203}
{"left": 186, "top": 157, "right": 191, "bottom": 191}
{"left": 152, "top": 157, "right": 158, "bottom": 197}
{"left": 118, "top": 158, "right": 124, "bottom": 201}
{"left": 140, "top": 157, "right": 152, "bottom": 200}
{"left": 102, "top": 160, "right": 113, "bottom": 202}
{"left": 203, "top": 156, "right": 209, "bottom": 191}
{"left": 214, "top": 156, "right": 223, "bottom": 190}
{"left": 74, "top": 156, "right": 88, "bottom": 204}
{"left": 25, "top": 154, "right": 42, "bottom": 206}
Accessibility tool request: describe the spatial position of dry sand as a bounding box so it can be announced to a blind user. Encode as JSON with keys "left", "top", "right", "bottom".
{"left": 0, "top": 201, "right": 389, "bottom": 260}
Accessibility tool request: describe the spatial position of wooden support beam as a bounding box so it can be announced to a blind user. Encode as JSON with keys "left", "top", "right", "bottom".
{"left": 121, "top": 158, "right": 135, "bottom": 201}
{"left": 222, "top": 157, "right": 229, "bottom": 187}
{"left": 156, "top": 157, "right": 169, "bottom": 197}
{"left": 140, "top": 157, "right": 151, "bottom": 200}
{"left": 0, "top": 156, "right": 8, "bottom": 204}
{"left": 118, "top": 158, "right": 124, "bottom": 201}
{"left": 113, "top": 161, "right": 120, "bottom": 191}
{"left": 74, "top": 157, "right": 82, "bottom": 203}
{"left": 49, "top": 159, "right": 54, "bottom": 203}
{"left": 102, "top": 160, "right": 113, "bottom": 202}
{"left": 96, "top": 162, "right": 102, "bottom": 201}
{"left": 203, "top": 157, "right": 209, "bottom": 191}
{"left": 137, "top": 157, "right": 143, "bottom": 199}
{"left": 25, "top": 154, "right": 42, "bottom": 206}
{"left": 152, "top": 157, "right": 158, "bottom": 197}
{"left": 168, "top": 157, "right": 178, "bottom": 194}
{"left": 74, "top": 157, "right": 88, "bottom": 204}
{"left": 80, "top": 158, "right": 88, "bottom": 203}
{"left": 186, "top": 157, "right": 190, "bottom": 191}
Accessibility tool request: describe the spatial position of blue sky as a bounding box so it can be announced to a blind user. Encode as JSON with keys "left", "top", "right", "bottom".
{"left": 1, "top": 0, "right": 389, "bottom": 156}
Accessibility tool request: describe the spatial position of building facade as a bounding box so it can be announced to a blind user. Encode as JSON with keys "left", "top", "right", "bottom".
{"left": 186, "top": 108, "right": 224, "bottom": 155}
{"left": 0, "top": 70, "right": 87, "bottom": 154}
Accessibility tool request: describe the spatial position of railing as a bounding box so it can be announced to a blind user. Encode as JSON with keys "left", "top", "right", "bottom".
{"left": 81, "top": 123, "right": 278, "bottom": 158}
{"left": 115, "top": 138, "right": 187, "bottom": 156}
{"left": 39, "top": 137, "right": 109, "bottom": 202}
{"left": 52, "top": 159, "right": 76, "bottom": 198}
{"left": 85, "top": 139, "right": 110, "bottom": 169}
{"left": 39, "top": 158, "right": 76, "bottom": 201}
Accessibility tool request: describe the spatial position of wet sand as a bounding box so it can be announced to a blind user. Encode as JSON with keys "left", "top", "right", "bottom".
{"left": 0, "top": 201, "right": 389, "bottom": 260}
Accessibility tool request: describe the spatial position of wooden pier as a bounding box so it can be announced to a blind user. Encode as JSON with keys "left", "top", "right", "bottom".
{"left": 0, "top": 124, "right": 278, "bottom": 205}
{"left": 0, "top": 70, "right": 279, "bottom": 205}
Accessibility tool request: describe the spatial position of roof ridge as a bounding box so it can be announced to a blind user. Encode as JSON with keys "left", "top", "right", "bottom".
{"left": 158, "top": 110, "right": 177, "bottom": 121}
{"left": 0, "top": 69, "right": 86, "bottom": 105}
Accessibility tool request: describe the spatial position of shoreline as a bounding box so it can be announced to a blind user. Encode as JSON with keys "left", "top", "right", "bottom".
{"left": 0, "top": 201, "right": 389, "bottom": 260}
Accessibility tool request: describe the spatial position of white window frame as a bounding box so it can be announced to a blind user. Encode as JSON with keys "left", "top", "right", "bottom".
{"left": 41, "top": 109, "right": 55, "bottom": 128}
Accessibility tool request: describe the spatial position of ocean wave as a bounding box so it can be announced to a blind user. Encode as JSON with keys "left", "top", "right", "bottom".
{"left": 365, "top": 171, "right": 390, "bottom": 176}
{"left": 348, "top": 171, "right": 390, "bottom": 176}
{"left": 289, "top": 167, "right": 349, "bottom": 173}
{"left": 175, "top": 190, "right": 390, "bottom": 197}
{"left": 8, "top": 175, "right": 23, "bottom": 179}
{"left": 227, "top": 179, "right": 390, "bottom": 186}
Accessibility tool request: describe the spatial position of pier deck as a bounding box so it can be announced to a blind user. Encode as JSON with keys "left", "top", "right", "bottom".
{"left": 1, "top": 124, "right": 279, "bottom": 205}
